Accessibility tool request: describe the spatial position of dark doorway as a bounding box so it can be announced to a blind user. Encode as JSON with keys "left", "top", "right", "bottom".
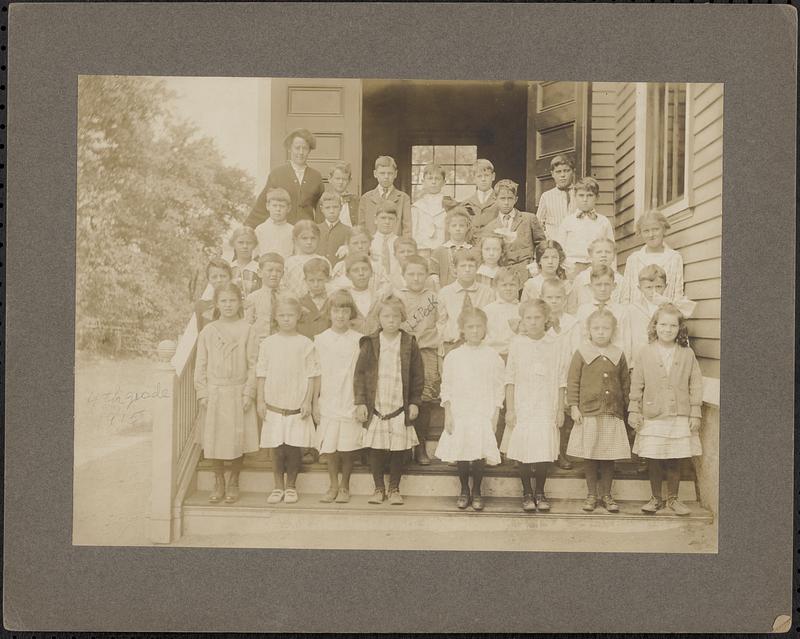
{"left": 361, "top": 80, "right": 530, "bottom": 208}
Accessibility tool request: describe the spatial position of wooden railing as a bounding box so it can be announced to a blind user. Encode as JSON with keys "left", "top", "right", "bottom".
{"left": 148, "top": 315, "right": 203, "bottom": 543}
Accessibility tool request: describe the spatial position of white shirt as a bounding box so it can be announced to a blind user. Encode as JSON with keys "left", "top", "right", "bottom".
{"left": 536, "top": 186, "right": 573, "bottom": 239}
{"left": 412, "top": 193, "right": 447, "bottom": 251}
{"left": 476, "top": 189, "right": 492, "bottom": 205}
{"left": 349, "top": 287, "right": 374, "bottom": 318}
{"left": 555, "top": 210, "right": 615, "bottom": 267}
{"left": 339, "top": 201, "right": 352, "bottom": 227}
{"left": 256, "top": 218, "right": 294, "bottom": 259}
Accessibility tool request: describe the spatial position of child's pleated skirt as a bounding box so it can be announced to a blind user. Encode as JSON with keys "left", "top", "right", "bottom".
{"left": 632, "top": 416, "right": 702, "bottom": 459}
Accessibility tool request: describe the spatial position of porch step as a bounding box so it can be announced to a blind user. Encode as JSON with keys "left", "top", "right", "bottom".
{"left": 181, "top": 490, "right": 713, "bottom": 540}
{"left": 196, "top": 456, "right": 697, "bottom": 502}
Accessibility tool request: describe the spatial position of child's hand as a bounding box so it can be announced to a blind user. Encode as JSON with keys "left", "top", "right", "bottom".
{"left": 444, "top": 410, "right": 455, "bottom": 435}
{"left": 689, "top": 417, "right": 701, "bottom": 433}
{"left": 355, "top": 405, "right": 369, "bottom": 423}
{"left": 242, "top": 395, "right": 253, "bottom": 412}
{"left": 408, "top": 404, "right": 419, "bottom": 421}
{"left": 570, "top": 406, "right": 583, "bottom": 425}
{"left": 628, "top": 413, "right": 643, "bottom": 431}
{"left": 491, "top": 408, "right": 500, "bottom": 432}
{"left": 335, "top": 245, "right": 349, "bottom": 259}
{"left": 312, "top": 403, "right": 321, "bottom": 425}
{"left": 555, "top": 409, "right": 565, "bottom": 429}
{"left": 300, "top": 400, "right": 312, "bottom": 419}
{"left": 505, "top": 409, "right": 516, "bottom": 429}
{"left": 257, "top": 402, "right": 266, "bottom": 420}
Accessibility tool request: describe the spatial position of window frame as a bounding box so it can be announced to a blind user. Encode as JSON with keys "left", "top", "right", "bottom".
{"left": 633, "top": 82, "right": 694, "bottom": 223}
{"left": 409, "top": 142, "right": 480, "bottom": 201}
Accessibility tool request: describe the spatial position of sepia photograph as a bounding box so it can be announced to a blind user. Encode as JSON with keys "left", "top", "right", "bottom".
{"left": 73, "top": 76, "right": 722, "bottom": 553}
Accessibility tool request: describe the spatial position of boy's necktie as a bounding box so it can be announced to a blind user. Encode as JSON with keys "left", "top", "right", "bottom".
{"left": 270, "top": 289, "right": 279, "bottom": 332}
{"left": 460, "top": 290, "right": 474, "bottom": 315}
{"left": 552, "top": 316, "right": 561, "bottom": 332}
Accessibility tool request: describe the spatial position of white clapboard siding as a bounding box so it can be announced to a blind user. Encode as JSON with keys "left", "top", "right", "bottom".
{"left": 612, "top": 83, "right": 723, "bottom": 378}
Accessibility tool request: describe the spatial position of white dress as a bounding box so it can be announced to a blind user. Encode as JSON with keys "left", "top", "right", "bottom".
{"left": 257, "top": 333, "right": 320, "bottom": 448}
{"left": 435, "top": 344, "right": 504, "bottom": 465}
{"left": 361, "top": 332, "right": 419, "bottom": 451}
{"left": 504, "top": 333, "right": 566, "bottom": 463}
{"left": 314, "top": 328, "right": 363, "bottom": 453}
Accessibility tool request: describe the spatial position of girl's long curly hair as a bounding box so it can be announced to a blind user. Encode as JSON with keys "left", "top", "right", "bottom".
{"left": 647, "top": 303, "right": 690, "bottom": 347}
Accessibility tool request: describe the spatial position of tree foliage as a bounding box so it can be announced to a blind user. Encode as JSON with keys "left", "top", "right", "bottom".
{"left": 77, "top": 75, "right": 255, "bottom": 355}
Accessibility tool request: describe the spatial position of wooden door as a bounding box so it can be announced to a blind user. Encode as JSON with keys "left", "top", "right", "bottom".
{"left": 270, "top": 78, "right": 363, "bottom": 193}
{"left": 525, "top": 81, "right": 590, "bottom": 211}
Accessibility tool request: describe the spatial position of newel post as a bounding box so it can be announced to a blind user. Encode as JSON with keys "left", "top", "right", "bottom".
{"left": 148, "top": 339, "right": 178, "bottom": 543}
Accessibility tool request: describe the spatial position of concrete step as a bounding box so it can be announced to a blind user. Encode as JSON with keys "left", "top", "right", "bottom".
{"left": 196, "top": 458, "right": 697, "bottom": 502}
{"left": 181, "top": 490, "right": 713, "bottom": 544}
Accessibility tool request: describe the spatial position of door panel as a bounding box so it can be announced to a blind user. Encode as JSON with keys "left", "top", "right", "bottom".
{"left": 271, "top": 78, "right": 362, "bottom": 193}
{"left": 526, "top": 81, "right": 590, "bottom": 211}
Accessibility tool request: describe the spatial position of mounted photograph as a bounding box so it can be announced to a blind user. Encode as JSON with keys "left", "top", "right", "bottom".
{"left": 73, "top": 77, "right": 722, "bottom": 552}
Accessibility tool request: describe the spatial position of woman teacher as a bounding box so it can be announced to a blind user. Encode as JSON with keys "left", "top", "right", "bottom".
{"left": 245, "top": 128, "right": 325, "bottom": 227}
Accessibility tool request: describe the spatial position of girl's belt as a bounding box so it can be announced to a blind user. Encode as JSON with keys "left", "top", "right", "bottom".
{"left": 265, "top": 403, "right": 301, "bottom": 416}
{"left": 372, "top": 406, "right": 404, "bottom": 420}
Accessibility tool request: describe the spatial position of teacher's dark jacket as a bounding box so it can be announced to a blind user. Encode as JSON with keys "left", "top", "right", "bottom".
{"left": 245, "top": 163, "right": 325, "bottom": 227}
{"left": 353, "top": 330, "right": 424, "bottom": 424}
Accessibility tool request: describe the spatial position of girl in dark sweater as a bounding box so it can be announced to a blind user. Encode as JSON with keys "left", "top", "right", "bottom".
{"left": 566, "top": 308, "right": 631, "bottom": 513}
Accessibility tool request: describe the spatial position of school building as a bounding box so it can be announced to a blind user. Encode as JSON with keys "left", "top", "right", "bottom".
{"left": 148, "top": 80, "right": 723, "bottom": 548}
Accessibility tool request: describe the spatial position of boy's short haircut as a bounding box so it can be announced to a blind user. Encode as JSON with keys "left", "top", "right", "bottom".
{"left": 453, "top": 248, "right": 479, "bottom": 267}
{"left": 589, "top": 264, "right": 615, "bottom": 282}
{"left": 394, "top": 236, "right": 418, "bottom": 253}
{"left": 206, "top": 257, "right": 233, "bottom": 278}
{"left": 587, "top": 237, "right": 616, "bottom": 255}
{"left": 374, "top": 155, "right": 398, "bottom": 171}
{"left": 327, "top": 289, "right": 359, "bottom": 320}
{"left": 329, "top": 161, "right": 352, "bottom": 178}
{"left": 401, "top": 254, "right": 429, "bottom": 274}
{"left": 446, "top": 206, "right": 472, "bottom": 227}
{"left": 376, "top": 199, "right": 399, "bottom": 218}
{"left": 574, "top": 176, "right": 600, "bottom": 196}
{"left": 374, "top": 295, "right": 407, "bottom": 323}
{"left": 303, "top": 257, "right": 331, "bottom": 278}
{"left": 494, "top": 267, "right": 517, "bottom": 285}
{"left": 257, "top": 252, "right": 285, "bottom": 269}
{"left": 540, "top": 276, "right": 567, "bottom": 296}
{"left": 422, "top": 162, "right": 447, "bottom": 180}
{"left": 635, "top": 209, "right": 671, "bottom": 234}
{"left": 292, "top": 219, "right": 321, "bottom": 239}
{"left": 229, "top": 226, "right": 258, "bottom": 248}
{"left": 319, "top": 191, "right": 342, "bottom": 207}
{"left": 549, "top": 154, "right": 575, "bottom": 171}
{"left": 472, "top": 158, "right": 495, "bottom": 173}
{"left": 638, "top": 263, "right": 668, "bottom": 284}
{"left": 458, "top": 306, "right": 488, "bottom": 332}
{"left": 265, "top": 187, "right": 291, "bottom": 205}
{"left": 344, "top": 251, "right": 373, "bottom": 273}
{"left": 493, "top": 179, "right": 519, "bottom": 196}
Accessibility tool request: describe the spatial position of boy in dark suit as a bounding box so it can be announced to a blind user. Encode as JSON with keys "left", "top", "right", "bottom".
{"left": 460, "top": 158, "right": 498, "bottom": 238}
{"left": 297, "top": 257, "right": 332, "bottom": 339}
{"left": 358, "top": 156, "right": 412, "bottom": 238}
{"left": 317, "top": 191, "right": 352, "bottom": 268}
{"left": 480, "top": 179, "right": 546, "bottom": 290}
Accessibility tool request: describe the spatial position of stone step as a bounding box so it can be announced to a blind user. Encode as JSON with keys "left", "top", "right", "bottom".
{"left": 181, "top": 490, "right": 713, "bottom": 545}
{"left": 196, "top": 460, "right": 697, "bottom": 502}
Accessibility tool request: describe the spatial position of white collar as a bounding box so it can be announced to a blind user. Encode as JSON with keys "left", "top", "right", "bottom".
{"left": 578, "top": 342, "right": 623, "bottom": 365}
